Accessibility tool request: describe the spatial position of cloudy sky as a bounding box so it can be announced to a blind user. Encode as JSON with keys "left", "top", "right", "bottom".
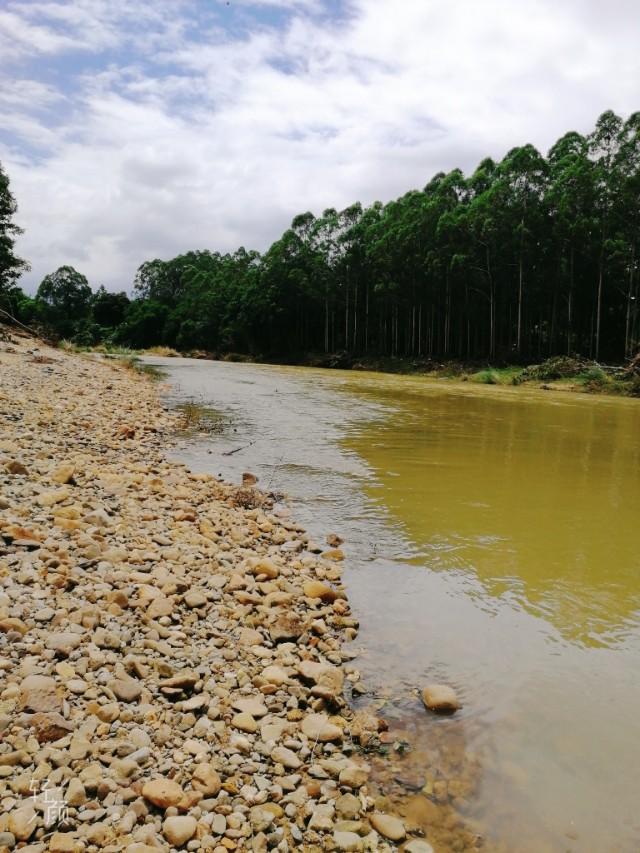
{"left": 1, "top": 0, "right": 638, "bottom": 292}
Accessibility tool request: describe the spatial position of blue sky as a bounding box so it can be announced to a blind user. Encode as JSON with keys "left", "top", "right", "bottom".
{"left": 1, "top": 0, "right": 639, "bottom": 292}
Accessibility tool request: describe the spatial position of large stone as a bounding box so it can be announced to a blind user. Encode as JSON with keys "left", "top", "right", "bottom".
{"left": 271, "top": 746, "right": 302, "bottom": 770}
{"left": 49, "top": 832, "right": 80, "bottom": 852}
{"left": 232, "top": 696, "right": 268, "bottom": 718}
{"left": 8, "top": 805, "right": 36, "bottom": 841}
{"left": 301, "top": 713, "right": 343, "bottom": 742}
{"left": 109, "top": 678, "right": 142, "bottom": 703}
{"left": 404, "top": 841, "right": 435, "bottom": 853}
{"left": 339, "top": 764, "right": 370, "bottom": 788}
{"left": 147, "top": 596, "right": 173, "bottom": 620}
{"left": 333, "top": 831, "right": 363, "bottom": 852}
{"left": 46, "top": 632, "right": 82, "bottom": 656}
{"left": 142, "top": 778, "right": 184, "bottom": 808}
{"left": 262, "top": 664, "right": 288, "bottom": 686}
{"left": 162, "top": 816, "right": 197, "bottom": 847}
{"left": 269, "top": 613, "right": 304, "bottom": 643}
{"left": 51, "top": 464, "right": 76, "bottom": 484}
{"left": 232, "top": 712, "right": 258, "bottom": 734}
{"left": 369, "top": 813, "right": 406, "bottom": 842}
{"left": 19, "top": 674, "right": 61, "bottom": 713}
{"left": 31, "top": 711, "right": 73, "bottom": 743}
{"left": 191, "top": 763, "right": 221, "bottom": 795}
{"left": 303, "top": 581, "right": 341, "bottom": 602}
{"left": 421, "top": 684, "right": 460, "bottom": 714}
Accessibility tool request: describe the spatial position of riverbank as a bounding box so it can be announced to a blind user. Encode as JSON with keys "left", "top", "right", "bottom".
{"left": 0, "top": 332, "right": 437, "bottom": 852}
{"left": 86, "top": 343, "right": 640, "bottom": 400}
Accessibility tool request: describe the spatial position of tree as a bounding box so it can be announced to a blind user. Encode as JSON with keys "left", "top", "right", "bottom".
{"left": 0, "top": 162, "right": 30, "bottom": 310}
{"left": 92, "top": 286, "right": 130, "bottom": 328}
{"left": 36, "top": 266, "right": 92, "bottom": 338}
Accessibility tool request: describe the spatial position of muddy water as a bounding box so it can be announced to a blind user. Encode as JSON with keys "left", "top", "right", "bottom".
{"left": 146, "top": 356, "right": 640, "bottom": 853}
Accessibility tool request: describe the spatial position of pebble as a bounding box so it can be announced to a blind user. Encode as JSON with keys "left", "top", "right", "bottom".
{"left": 163, "top": 816, "right": 197, "bottom": 846}
{"left": 421, "top": 683, "right": 460, "bottom": 713}
{"left": 369, "top": 812, "right": 406, "bottom": 841}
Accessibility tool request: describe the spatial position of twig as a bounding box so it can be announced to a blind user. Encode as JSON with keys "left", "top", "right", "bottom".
{"left": 222, "top": 440, "right": 255, "bottom": 457}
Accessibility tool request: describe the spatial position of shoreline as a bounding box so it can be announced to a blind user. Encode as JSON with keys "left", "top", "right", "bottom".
{"left": 0, "top": 332, "right": 427, "bottom": 852}
{"left": 90, "top": 344, "right": 640, "bottom": 401}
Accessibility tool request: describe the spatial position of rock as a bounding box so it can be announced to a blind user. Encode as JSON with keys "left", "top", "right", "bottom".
{"left": 8, "top": 805, "right": 36, "bottom": 841}
{"left": 298, "top": 659, "right": 344, "bottom": 699}
{"left": 184, "top": 590, "right": 207, "bottom": 608}
{"left": 232, "top": 712, "right": 258, "bottom": 733}
{"left": 246, "top": 557, "right": 279, "bottom": 579}
{"left": 6, "top": 459, "right": 28, "bottom": 475}
{"left": 242, "top": 472, "right": 258, "bottom": 486}
{"left": 271, "top": 746, "right": 302, "bottom": 769}
{"left": 322, "top": 548, "right": 345, "bottom": 561}
{"left": 336, "top": 793, "right": 361, "bottom": 819}
{"left": 404, "top": 841, "right": 435, "bottom": 853}
{"left": 308, "top": 804, "right": 335, "bottom": 831}
{"left": 147, "top": 596, "right": 173, "bottom": 619}
{"left": 31, "top": 711, "right": 74, "bottom": 743}
{"left": 141, "top": 777, "right": 184, "bottom": 808}
{"left": 421, "top": 684, "right": 460, "bottom": 714}
{"left": 303, "top": 581, "right": 341, "bottom": 603}
{"left": 46, "top": 632, "right": 82, "bottom": 656}
{"left": 37, "top": 488, "right": 70, "bottom": 506}
{"left": 301, "top": 713, "right": 343, "bottom": 742}
{"left": 269, "top": 613, "right": 304, "bottom": 643}
{"left": 49, "top": 833, "right": 79, "bottom": 852}
{"left": 67, "top": 778, "right": 87, "bottom": 807}
{"left": 262, "top": 664, "right": 288, "bottom": 686}
{"left": 369, "top": 813, "right": 406, "bottom": 842}
{"left": 19, "top": 674, "right": 61, "bottom": 713}
{"left": 191, "top": 763, "right": 221, "bottom": 795}
{"left": 109, "top": 678, "right": 142, "bottom": 703}
{"left": 51, "top": 464, "right": 75, "bottom": 484}
{"left": 232, "top": 696, "right": 268, "bottom": 718}
{"left": 162, "top": 816, "right": 197, "bottom": 847}
{"left": 338, "top": 765, "right": 369, "bottom": 789}
{"left": 333, "top": 831, "right": 363, "bottom": 852}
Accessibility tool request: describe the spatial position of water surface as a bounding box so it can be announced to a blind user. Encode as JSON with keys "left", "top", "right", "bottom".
{"left": 146, "top": 357, "right": 640, "bottom": 852}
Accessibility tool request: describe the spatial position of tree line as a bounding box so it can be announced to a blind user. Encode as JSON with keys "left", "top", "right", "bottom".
{"left": 1, "top": 109, "right": 639, "bottom": 364}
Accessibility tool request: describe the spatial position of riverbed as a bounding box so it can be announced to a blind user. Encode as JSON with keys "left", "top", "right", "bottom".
{"left": 145, "top": 356, "right": 640, "bottom": 853}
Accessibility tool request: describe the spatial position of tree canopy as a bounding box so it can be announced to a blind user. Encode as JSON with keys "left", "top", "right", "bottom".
{"left": 4, "top": 110, "right": 640, "bottom": 364}
{"left": 0, "top": 161, "right": 30, "bottom": 314}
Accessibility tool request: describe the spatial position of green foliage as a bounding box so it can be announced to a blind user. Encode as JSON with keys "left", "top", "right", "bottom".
{"left": 0, "top": 162, "right": 29, "bottom": 301}
{"left": 517, "top": 356, "right": 592, "bottom": 382}
{"left": 471, "top": 369, "right": 500, "bottom": 385}
{"left": 36, "top": 266, "right": 92, "bottom": 338}
{"left": 115, "top": 299, "right": 169, "bottom": 349}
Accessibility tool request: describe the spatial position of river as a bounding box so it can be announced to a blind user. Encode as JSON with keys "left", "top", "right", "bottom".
{"left": 145, "top": 356, "right": 640, "bottom": 853}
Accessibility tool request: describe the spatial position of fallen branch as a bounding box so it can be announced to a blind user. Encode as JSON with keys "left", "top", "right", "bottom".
{"left": 222, "top": 440, "right": 255, "bottom": 457}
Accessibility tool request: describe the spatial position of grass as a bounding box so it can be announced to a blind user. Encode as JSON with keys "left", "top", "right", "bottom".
{"left": 467, "top": 366, "right": 524, "bottom": 385}
{"left": 145, "top": 345, "right": 180, "bottom": 357}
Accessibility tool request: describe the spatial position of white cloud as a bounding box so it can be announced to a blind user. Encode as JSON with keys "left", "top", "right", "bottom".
{"left": 1, "top": 0, "right": 639, "bottom": 292}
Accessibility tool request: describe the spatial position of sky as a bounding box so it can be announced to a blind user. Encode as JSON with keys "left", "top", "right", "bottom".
{"left": 1, "top": 0, "right": 639, "bottom": 293}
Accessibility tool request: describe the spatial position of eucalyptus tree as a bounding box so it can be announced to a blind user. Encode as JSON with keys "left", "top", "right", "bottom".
{"left": 497, "top": 145, "right": 548, "bottom": 356}
{"left": 588, "top": 110, "right": 624, "bottom": 360}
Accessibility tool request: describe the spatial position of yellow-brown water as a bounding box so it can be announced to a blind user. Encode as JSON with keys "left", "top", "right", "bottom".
{"left": 148, "top": 357, "right": 640, "bottom": 852}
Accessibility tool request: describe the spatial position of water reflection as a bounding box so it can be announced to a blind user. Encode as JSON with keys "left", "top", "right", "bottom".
{"left": 344, "top": 382, "right": 640, "bottom": 647}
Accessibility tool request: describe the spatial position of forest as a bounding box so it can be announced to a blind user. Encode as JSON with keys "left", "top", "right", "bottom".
{"left": 1, "top": 110, "right": 639, "bottom": 364}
